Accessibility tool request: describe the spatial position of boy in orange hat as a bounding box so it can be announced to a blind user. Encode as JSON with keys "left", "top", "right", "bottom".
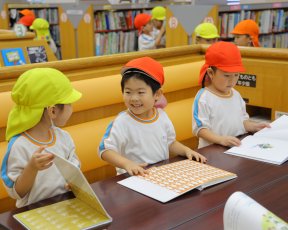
{"left": 99, "top": 57, "right": 206, "bottom": 176}
{"left": 193, "top": 42, "right": 269, "bottom": 148}
{"left": 134, "top": 13, "right": 165, "bottom": 51}
{"left": 230, "top": 19, "right": 260, "bottom": 47}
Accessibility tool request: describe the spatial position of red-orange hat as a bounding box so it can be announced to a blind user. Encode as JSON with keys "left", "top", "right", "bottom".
{"left": 230, "top": 19, "right": 260, "bottom": 47}
{"left": 134, "top": 13, "right": 152, "bottom": 33}
{"left": 19, "top": 9, "right": 35, "bottom": 16}
{"left": 199, "top": 41, "right": 245, "bottom": 85}
{"left": 121, "top": 57, "right": 164, "bottom": 86}
{"left": 18, "top": 9, "right": 35, "bottom": 26}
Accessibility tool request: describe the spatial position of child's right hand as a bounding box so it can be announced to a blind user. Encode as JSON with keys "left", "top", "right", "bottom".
{"left": 124, "top": 161, "right": 148, "bottom": 176}
{"left": 29, "top": 146, "right": 54, "bottom": 171}
{"left": 219, "top": 136, "right": 241, "bottom": 147}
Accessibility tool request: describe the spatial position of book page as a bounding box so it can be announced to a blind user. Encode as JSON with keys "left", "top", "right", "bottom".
{"left": 14, "top": 198, "right": 109, "bottom": 230}
{"left": 52, "top": 154, "right": 111, "bottom": 221}
{"left": 118, "top": 160, "right": 236, "bottom": 203}
{"left": 224, "top": 191, "right": 288, "bottom": 230}
{"left": 225, "top": 135, "right": 288, "bottom": 165}
{"left": 254, "top": 115, "right": 288, "bottom": 141}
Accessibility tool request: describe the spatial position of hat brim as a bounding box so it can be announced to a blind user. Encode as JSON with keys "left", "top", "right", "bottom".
{"left": 152, "top": 16, "right": 165, "bottom": 21}
{"left": 216, "top": 65, "right": 246, "bottom": 73}
{"left": 60, "top": 89, "right": 82, "bottom": 104}
{"left": 199, "top": 34, "right": 220, "bottom": 39}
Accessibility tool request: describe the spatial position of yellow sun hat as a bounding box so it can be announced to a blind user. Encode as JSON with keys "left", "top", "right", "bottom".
{"left": 29, "top": 18, "right": 51, "bottom": 41}
{"left": 151, "top": 6, "right": 166, "bottom": 21}
{"left": 6, "top": 68, "right": 82, "bottom": 141}
{"left": 194, "top": 22, "right": 220, "bottom": 39}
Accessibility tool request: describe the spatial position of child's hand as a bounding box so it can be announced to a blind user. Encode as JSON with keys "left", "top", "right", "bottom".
{"left": 124, "top": 162, "right": 148, "bottom": 176}
{"left": 244, "top": 120, "right": 271, "bottom": 133}
{"left": 219, "top": 136, "right": 241, "bottom": 147}
{"left": 185, "top": 150, "right": 207, "bottom": 163}
{"left": 250, "top": 122, "right": 271, "bottom": 132}
{"left": 29, "top": 146, "right": 54, "bottom": 171}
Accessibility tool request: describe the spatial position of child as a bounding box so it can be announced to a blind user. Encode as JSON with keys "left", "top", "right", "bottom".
{"left": 151, "top": 6, "right": 166, "bottom": 48}
{"left": 30, "top": 18, "right": 58, "bottom": 55}
{"left": 134, "top": 13, "right": 165, "bottom": 51}
{"left": 194, "top": 22, "right": 219, "bottom": 45}
{"left": 192, "top": 42, "right": 269, "bottom": 148}
{"left": 1, "top": 68, "right": 82, "bottom": 208}
{"left": 230, "top": 19, "right": 260, "bottom": 47}
{"left": 99, "top": 57, "right": 207, "bottom": 175}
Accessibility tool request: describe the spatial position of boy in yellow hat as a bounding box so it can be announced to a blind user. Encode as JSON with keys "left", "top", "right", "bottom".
{"left": 134, "top": 13, "right": 165, "bottom": 51}
{"left": 193, "top": 42, "right": 269, "bottom": 148}
{"left": 1, "top": 68, "right": 82, "bottom": 208}
{"left": 99, "top": 57, "right": 206, "bottom": 176}
{"left": 151, "top": 6, "right": 166, "bottom": 48}
{"left": 194, "top": 22, "right": 219, "bottom": 45}
{"left": 30, "top": 18, "right": 58, "bottom": 54}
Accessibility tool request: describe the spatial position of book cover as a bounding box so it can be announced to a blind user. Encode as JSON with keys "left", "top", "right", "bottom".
{"left": 26, "top": 46, "right": 48, "bottom": 63}
{"left": 225, "top": 115, "right": 288, "bottom": 165}
{"left": 118, "top": 160, "right": 237, "bottom": 203}
{"left": 13, "top": 154, "right": 112, "bottom": 229}
{"left": 224, "top": 192, "right": 288, "bottom": 230}
{"left": 1, "top": 48, "right": 26, "bottom": 66}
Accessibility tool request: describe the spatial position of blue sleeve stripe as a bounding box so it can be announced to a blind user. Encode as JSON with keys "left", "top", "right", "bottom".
{"left": 193, "top": 88, "right": 205, "bottom": 128}
{"left": 99, "top": 121, "right": 114, "bottom": 153}
{"left": 1, "top": 135, "right": 20, "bottom": 188}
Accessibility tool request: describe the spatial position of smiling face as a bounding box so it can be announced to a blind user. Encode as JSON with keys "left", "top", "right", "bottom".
{"left": 207, "top": 68, "right": 240, "bottom": 95}
{"left": 123, "top": 77, "right": 161, "bottom": 119}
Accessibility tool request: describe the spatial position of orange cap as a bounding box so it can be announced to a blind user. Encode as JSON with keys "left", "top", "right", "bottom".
{"left": 121, "top": 57, "right": 164, "bottom": 86}
{"left": 199, "top": 41, "right": 245, "bottom": 85}
{"left": 230, "top": 19, "right": 260, "bottom": 47}
{"left": 134, "top": 13, "right": 152, "bottom": 33}
{"left": 19, "top": 9, "right": 35, "bottom": 16}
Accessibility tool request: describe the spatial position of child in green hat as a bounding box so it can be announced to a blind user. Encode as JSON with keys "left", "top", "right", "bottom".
{"left": 1, "top": 68, "right": 82, "bottom": 208}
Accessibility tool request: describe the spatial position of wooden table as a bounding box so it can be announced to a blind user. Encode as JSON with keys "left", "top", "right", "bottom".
{"left": 0, "top": 144, "right": 287, "bottom": 230}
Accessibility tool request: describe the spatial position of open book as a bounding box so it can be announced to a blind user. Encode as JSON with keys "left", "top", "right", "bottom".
{"left": 225, "top": 115, "right": 288, "bottom": 165}
{"left": 118, "top": 159, "right": 237, "bottom": 203}
{"left": 13, "top": 154, "right": 112, "bottom": 230}
{"left": 224, "top": 191, "right": 288, "bottom": 230}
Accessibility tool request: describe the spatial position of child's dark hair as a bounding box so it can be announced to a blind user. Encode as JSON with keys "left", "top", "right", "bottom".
{"left": 121, "top": 69, "right": 161, "bottom": 94}
{"left": 202, "top": 66, "right": 217, "bottom": 88}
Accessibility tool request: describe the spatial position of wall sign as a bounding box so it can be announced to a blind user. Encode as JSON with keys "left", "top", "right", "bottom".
{"left": 237, "top": 74, "right": 256, "bottom": 87}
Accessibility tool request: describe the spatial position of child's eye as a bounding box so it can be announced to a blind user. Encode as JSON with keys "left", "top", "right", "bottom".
{"left": 124, "top": 91, "right": 130, "bottom": 94}
{"left": 139, "top": 92, "right": 145, "bottom": 94}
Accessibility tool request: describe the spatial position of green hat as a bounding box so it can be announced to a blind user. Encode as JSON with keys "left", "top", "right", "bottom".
{"left": 194, "top": 22, "right": 220, "bottom": 39}
{"left": 6, "top": 68, "right": 82, "bottom": 141}
{"left": 29, "top": 18, "right": 51, "bottom": 41}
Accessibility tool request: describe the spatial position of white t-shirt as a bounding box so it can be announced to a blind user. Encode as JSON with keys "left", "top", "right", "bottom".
{"left": 99, "top": 108, "right": 176, "bottom": 174}
{"left": 1, "top": 127, "right": 80, "bottom": 207}
{"left": 138, "top": 33, "right": 156, "bottom": 51}
{"left": 192, "top": 88, "right": 249, "bottom": 148}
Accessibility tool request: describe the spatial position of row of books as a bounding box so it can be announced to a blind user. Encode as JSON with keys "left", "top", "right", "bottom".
{"left": 95, "top": 31, "right": 137, "bottom": 56}
{"left": 94, "top": 10, "right": 142, "bottom": 31}
{"left": 9, "top": 8, "right": 59, "bottom": 26}
{"left": 259, "top": 33, "right": 288, "bottom": 48}
{"left": 219, "top": 9, "right": 288, "bottom": 38}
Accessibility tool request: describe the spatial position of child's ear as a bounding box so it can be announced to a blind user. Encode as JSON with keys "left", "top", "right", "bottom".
{"left": 154, "top": 88, "right": 163, "bottom": 101}
{"left": 207, "top": 68, "right": 214, "bottom": 80}
{"left": 46, "top": 106, "right": 56, "bottom": 118}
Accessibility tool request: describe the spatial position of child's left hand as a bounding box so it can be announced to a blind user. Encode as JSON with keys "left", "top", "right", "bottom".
{"left": 186, "top": 150, "right": 207, "bottom": 163}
